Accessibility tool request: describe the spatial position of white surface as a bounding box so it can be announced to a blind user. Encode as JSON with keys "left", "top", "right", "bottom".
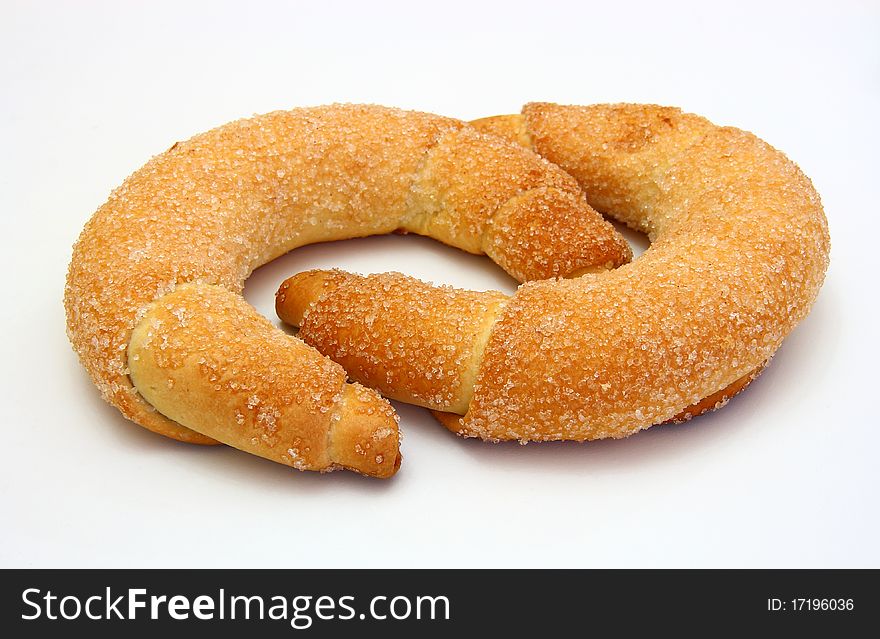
{"left": 1, "top": 0, "right": 877, "bottom": 568}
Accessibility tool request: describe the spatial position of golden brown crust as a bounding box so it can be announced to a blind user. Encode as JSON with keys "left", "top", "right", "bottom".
{"left": 127, "top": 283, "right": 400, "bottom": 477}
{"left": 280, "top": 103, "right": 829, "bottom": 443}
{"left": 458, "top": 104, "right": 829, "bottom": 441}
{"left": 276, "top": 270, "right": 348, "bottom": 328}
{"left": 279, "top": 270, "right": 508, "bottom": 415}
{"left": 469, "top": 114, "right": 534, "bottom": 149}
{"left": 665, "top": 364, "right": 765, "bottom": 424}
{"left": 484, "top": 185, "right": 631, "bottom": 281}
{"left": 65, "top": 105, "right": 461, "bottom": 448}
{"left": 429, "top": 409, "right": 469, "bottom": 436}
{"left": 68, "top": 101, "right": 829, "bottom": 466}
{"left": 402, "top": 125, "right": 630, "bottom": 279}
{"left": 65, "top": 103, "right": 630, "bottom": 475}
{"left": 329, "top": 384, "right": 402, "bottom": 478}
{"left": 431, "top": 364, "right": 767, "bottom": 434}
{"left": 401, "top": 125, "right": 574, "bottom": 251}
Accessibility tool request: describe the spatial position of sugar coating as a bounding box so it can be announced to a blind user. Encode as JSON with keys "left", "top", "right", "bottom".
{"left": 294, "top": 270, "right": 508, "bottom": 414}
{"left": 127, "top": 283, "right": 354, "bottom": 471}
{"left": 66, "top": 100, "right": 829, "bottom": 454}
{"left": 292, "top": 105, "right": 830, "bottom": 441}
{"left": 64, "top": 103, "right": 627, "bottom": 455}
{"left": 404, "top": 125, "right": 629, "bottom": 279}
{"left": 65, "top": 105, "right": 463, "bottom": 444}
{"left": 284, "top": 105, "right": 827, "bottom": 443}
{"left": 484, "top": 185, "right": 631, "bottom": 281}
{"left": 460, "top": 103, "right": 830, "bottom": 441}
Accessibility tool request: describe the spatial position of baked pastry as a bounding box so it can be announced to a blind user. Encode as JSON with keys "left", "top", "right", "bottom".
{"left": 277, "top": 103, "right": 830, "bottom": 442}
{"left": 65, "top": 104, "right": 629, "bottom": 475}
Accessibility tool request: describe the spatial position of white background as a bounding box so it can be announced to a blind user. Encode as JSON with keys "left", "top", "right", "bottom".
{"left": 2, "top": 0, "right": 877, "bottom": 568}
